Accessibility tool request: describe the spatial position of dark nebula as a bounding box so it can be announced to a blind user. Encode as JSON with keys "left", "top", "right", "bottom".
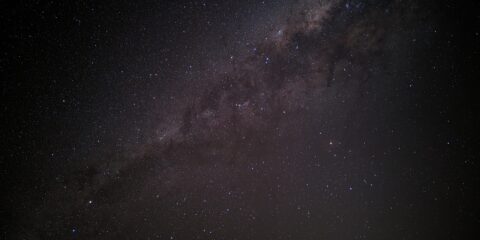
{"left": 2, "top": 0, "right": 479, "bottom": 239}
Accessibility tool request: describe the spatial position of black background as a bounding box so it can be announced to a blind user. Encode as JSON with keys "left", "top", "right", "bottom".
{"left": 2, "top": 0, "right": 480, "bottom": 239}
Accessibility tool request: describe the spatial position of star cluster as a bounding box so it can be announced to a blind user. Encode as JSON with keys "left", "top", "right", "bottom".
{"left": 2, "top": 0, "right": 479, "bottom": 239}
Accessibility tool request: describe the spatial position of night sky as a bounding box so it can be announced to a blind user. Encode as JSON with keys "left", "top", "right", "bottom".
{"left": 2, "top": 0, "right": 480, "bottom": 239}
